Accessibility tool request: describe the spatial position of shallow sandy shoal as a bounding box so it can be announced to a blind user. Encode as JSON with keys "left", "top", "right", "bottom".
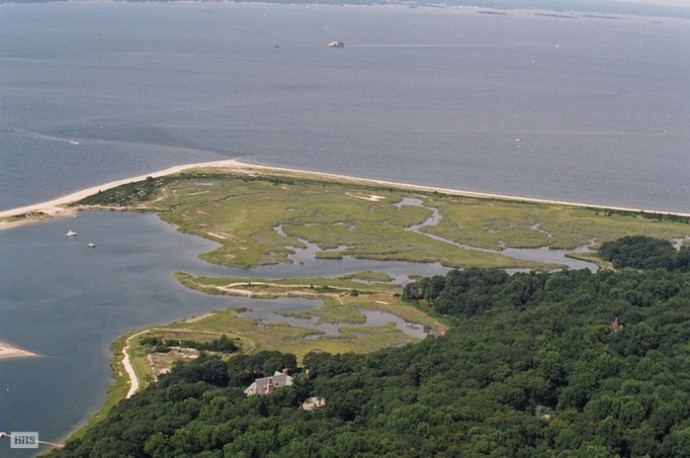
{"left": 0, "top": 341, "right": 39, "bottom": 360}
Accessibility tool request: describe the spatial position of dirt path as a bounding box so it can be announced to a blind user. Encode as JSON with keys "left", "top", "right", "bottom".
{"left": 121, "top": 326, "right": 254, "bottom": 398}
{"left": 122, "top": 330, "right": 148, "bottom": 399}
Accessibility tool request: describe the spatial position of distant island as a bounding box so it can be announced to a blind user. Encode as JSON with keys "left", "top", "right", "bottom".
{"left": 3, "top": 0, "right": 690, "bottom": 20}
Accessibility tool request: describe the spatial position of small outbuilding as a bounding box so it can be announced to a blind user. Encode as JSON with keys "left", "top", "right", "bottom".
{"left": 301, "top": 397, "right": 326, "bottom": 411}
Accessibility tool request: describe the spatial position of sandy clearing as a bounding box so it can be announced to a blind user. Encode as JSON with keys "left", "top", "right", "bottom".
{"left": 345, "top": 192, "right": 386, "bottom": 202}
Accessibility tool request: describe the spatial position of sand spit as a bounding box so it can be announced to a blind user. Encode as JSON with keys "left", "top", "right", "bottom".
{"left": 1, "top": 158, "right": 689, "bottom": 232}
{"left": 0, "top": 159, "right": 243, "bottom": 230}
{"left": 0, "top": 340, "right": 39, "bottom": 360}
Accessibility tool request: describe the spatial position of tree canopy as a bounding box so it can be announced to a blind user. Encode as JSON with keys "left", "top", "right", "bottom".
{"left": 49, "top": 267, "right": 690, "bottom": 458}
{"left": 599, "top": 235, "right": 689, "bottom": 271}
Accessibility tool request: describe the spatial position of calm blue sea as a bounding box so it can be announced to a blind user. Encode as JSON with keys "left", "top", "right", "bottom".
{"left": 1, "top": 3, "right": 689, "bottom": 455}
{"left": 1, "top": 2, "right": 689, "bottom": 213}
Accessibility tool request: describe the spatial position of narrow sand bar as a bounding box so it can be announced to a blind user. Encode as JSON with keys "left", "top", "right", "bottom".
{"left": 0, "top": 159, "right": 244, "bottom": 228}
{"left": 1, "top": 159, "right": 689, "bottom": 232}
{"left": 0, "top": 341, "right": 39, "bottom": 360}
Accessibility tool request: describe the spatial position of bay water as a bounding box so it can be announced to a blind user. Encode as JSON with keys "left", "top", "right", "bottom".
{"left": 1, "top": 2, "right": 689, "bottom": 213}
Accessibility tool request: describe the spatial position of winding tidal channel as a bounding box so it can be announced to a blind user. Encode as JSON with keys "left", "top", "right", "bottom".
{"left": 394, "top": 197, "right": 597, "bottom": 270}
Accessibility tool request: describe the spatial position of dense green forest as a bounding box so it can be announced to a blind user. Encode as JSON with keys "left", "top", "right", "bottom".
{"left": 599, "top": 235, "right": 689, "bottom": 272}
{"left": 49, "top": 241, "right": 690, "bottom": 457}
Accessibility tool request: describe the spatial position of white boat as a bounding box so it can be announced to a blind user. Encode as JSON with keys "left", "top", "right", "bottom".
{"left": 87, "top": 242, "right": 96, "bottom": 248}
{"left": 328, "top": 41, "right": 344, "bottom": 48}
{"left": 65, "top": 230, "right": 77, "bottom": 237}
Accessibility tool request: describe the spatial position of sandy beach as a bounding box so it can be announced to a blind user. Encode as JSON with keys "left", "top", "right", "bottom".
{"left": 0, "top": 159, "right": 244, "bottom": 230}
{"left": 0, "top": 340, "right": 39, "bottom": 360}
{"left": 1, "top": 159, "right": 689, "bottom": 232}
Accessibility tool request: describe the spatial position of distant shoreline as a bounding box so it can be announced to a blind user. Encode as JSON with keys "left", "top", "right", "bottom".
{"left": 1, "top": 1, "right": 688, "bottom": 22}
{"left": 1, "top": 158, "right": 689, "bottom": 232}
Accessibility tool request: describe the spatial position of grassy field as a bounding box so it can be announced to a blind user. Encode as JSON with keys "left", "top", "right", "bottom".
{"left": 76, "top": 168, "right": 690, "bottom": 271}
{"left": 424, "top": 195, "right": 690, "bottom": 251}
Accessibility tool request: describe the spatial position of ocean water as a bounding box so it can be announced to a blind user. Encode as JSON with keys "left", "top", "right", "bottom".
{"left": 1, "top": 3, "right": 690, "bottom": 455}
{"left": 1, "top": 2, "right": 689, "bottom": 213}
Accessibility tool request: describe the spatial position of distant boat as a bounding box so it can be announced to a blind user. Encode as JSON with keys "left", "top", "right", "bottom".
{"left": 65, "top": 230, "right": 77, "bottom": 237}
{"left": 328, "top": 41, "right": 344, "bottom": 48}
{"left": 87, "top": 242, "right": 96, "bottom": 248}
{"left": 68, "top": 140, "right": 80, "bottom": 145}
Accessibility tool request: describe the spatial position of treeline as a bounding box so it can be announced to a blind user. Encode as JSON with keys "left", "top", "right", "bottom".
{"left": 77, "top": 176, "right": 170, "bottom": 207}
{"left": 599, "top": 235, "right": 689, "bottom": 271}
{"left": 48, "top": 264, "right": 690, "bottom": 457}
{"left": 591, "top": 208, "right": 690, "bottom": 224}
{"left": 140, "top": 334, "right": 238, "bottom": 354}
